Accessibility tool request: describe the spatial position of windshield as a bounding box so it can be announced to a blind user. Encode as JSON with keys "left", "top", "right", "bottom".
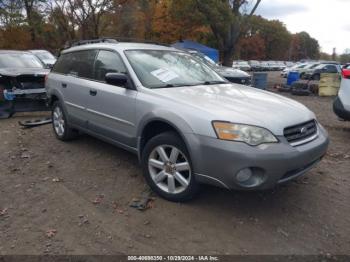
{"left": 0, "top": 53, "right": 43, "bottom": 68}
{"left": 35, "top": 51, "right": 55, "bottom": 60}
{"left": 309, "top": 63, "right": 320, "bottom": 69}
{"left": 191, "top": 53, "right": 217, "bottom": 68}
{"left": 315, "top": 64, "right": 326, "bottom": 69}
{"left": 304, "top": 64, "right": 315, "bottom": 69}
{"left": 125, "top": 50, "right": 226, "bottom": 89}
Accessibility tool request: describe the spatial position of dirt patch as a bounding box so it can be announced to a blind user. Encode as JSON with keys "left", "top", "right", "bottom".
{"left": 0, "top": 80, "right": 350, "bottom": 255}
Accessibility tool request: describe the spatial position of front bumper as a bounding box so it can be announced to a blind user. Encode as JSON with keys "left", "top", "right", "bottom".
{"left": 333, "top": 96, "right": 350, "bottom": 120}
{"left": 185, "top": 123, "right": 329, "bottom": 190}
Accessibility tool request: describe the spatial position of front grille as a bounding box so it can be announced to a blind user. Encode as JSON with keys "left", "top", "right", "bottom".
{"left": 284, "top": 120, "right": 317, "bottom": 145}
{"left": 17, "top": 75, "right": 45, "bottom": 90}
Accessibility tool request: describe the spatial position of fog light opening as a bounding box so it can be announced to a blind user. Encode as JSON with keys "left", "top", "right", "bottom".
{"left": 235, "top": 167, "right": 265, "bottom": 188}
{"left": 236, "top": 168, "right": 253, "bottom": 182}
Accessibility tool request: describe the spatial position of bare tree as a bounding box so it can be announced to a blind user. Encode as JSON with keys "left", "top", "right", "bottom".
{"left": 194, "top": 0, "right": 262, "bottom": 66}
{"left": 0, "top": 0, "right": 23, "bottom": 26}
{"left": 65, "top": 0, "right": 113, "bottom": 39}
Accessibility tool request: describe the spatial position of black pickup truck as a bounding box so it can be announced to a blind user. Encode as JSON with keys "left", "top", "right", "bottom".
{"left": 0, "top": 50, "right": 50, "bottom": 118}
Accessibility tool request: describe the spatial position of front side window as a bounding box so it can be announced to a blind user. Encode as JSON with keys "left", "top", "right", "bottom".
{"left": 0, "top": 53, "right": 43, "bottom": 69}
{"left": 94, "top": 50, "right": 127, "bottom": 81}
{"left": 125, "top": 50, "right": 225, "bottom": 89}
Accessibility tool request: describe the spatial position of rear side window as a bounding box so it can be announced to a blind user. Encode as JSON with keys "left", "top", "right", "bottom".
{"left": 52, "top": 50, "right": 98, "bottom": 79}
{"left": 52, "top": 53, "right": 71, "bottom": 74}
{"left": 93, "top": 50, "right": 126, "bottom": 81}
{"left": 69, "top": 50, "right": 98, "bottom": 79}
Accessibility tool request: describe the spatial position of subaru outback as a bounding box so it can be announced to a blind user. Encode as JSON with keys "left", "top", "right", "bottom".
{"left": 45, "top": 39, "right": 329, "bottom": 202}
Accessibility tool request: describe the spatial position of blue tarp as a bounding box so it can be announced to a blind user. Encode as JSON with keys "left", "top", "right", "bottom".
{"left": 172, "top": 40, "right": 219, "bottom": 63}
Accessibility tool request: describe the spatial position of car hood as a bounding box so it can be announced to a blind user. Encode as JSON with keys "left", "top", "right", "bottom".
{"left": 0, "top": 68, "right": 50, "bottom": 77}
{"left": 154, "top": 84, "right": 315, "bottom": 136}
{"left": 41, "top": 59, "right": 56, "bottom": 65}
{"left": 214, "top": 66, "right": 250, "bottom": 78}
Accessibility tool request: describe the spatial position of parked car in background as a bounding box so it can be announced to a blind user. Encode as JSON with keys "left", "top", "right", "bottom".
{"left": 0, "top": 50, "right": 49, "bottom": 118}
{"left": 281, "top": 63, "right": 306, "bottom": 78}
{"left": 248, "top": 60, "right": 261, "bottom": 71}
{"left": 267, "top": 61, "right": 280, "bottom": 71}
{"left": 260, "top": 61, "right": 270, "bottom": 71}
{"left": 46, "top": 40, "right": 329, "bottom": 201}
{"left": 341, "top": 64, "right": 350, "bottom": 79}
{"left": 297, "top": 63, "right": 320, "bottom": 79}
{"left": 232, "top": 60, "right": 251, "bottom": 71}
{"left": 285, "top": 61, "right": 295, "bottom": 67}
{"left": 29, "top": 50, "right": 56, "bottom": 68}
{"left": 334, "top": 73, "right": 350, "bottom": 120}
{"left": 276, "top": 61, "right": 286, "bottom": 70}
{"left": 188, "top": 51, "right": 252, "bottom": 85}
{"left": 304, "top": 63, "right": 341, "bottom": 80}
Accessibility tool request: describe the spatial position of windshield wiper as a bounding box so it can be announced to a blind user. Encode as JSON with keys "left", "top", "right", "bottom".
{"left": 201, "top": 80, "right": 228, "bottom": 85}
{"left": 152, "top": 83, "right": 201, "bottom": 89}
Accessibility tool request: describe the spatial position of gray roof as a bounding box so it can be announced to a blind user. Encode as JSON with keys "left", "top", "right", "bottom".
{"left": 62, "top": 42, "right": 178, "bottom": 54}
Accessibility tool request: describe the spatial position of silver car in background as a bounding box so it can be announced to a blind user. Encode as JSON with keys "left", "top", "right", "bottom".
{"left": 29, "top": 49, "right": 57, "bottom": 68}
{"left": 45, "top": 40, "right": 329, "bottom": 202}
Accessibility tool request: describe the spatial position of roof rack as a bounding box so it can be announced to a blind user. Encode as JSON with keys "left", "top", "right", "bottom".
{"left": 71, "top": 38, "right": 118, "bottom": 47}
{"left": 66, "top": 37, "right": 170, "bottom": 49}
{"left": 108, "top": 37, "right": 169, "bottom": 46}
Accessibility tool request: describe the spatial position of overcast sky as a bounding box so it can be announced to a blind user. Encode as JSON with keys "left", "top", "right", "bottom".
{"left": 254, "top": 0, "right": 349, "bottom": 54}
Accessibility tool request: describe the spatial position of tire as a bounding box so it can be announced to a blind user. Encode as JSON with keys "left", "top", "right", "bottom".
{"left": 52, "top": 100, "right": 78, "bottom": 141}
{"left": 313, "top": 74, "right": 320, "bottom": 81}
{"left": 141, "top": 132, "right": 199, "bottom": 202}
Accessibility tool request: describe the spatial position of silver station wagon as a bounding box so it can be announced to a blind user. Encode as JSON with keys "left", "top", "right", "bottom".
{"left": 46, "top": 39, "right": 329, "bottom": 201}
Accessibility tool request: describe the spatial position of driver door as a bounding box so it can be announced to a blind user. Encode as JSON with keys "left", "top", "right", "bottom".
{"left": 86, "top": 50, "right": 138, "bottom": 149}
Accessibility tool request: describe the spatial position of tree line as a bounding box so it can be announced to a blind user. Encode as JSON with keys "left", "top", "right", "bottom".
{"left": 0, "top": 0, "right": 323, "bottom": 66}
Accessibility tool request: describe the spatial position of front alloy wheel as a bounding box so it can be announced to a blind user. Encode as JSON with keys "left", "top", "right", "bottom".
{"left": 142, "top": 132, "right": 199, "bottom": 202}
{"left": 148, "top": 145, "right": 191, "bottom": 194}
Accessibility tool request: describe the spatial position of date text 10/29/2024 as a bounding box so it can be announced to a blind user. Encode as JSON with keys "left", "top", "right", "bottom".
{"left": 127, "top": 256, "right": 219, "bottom": 261}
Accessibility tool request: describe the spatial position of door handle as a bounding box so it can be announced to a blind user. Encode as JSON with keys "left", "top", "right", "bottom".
{"left": 89, "top": 89, "right": 97, "bottom": 96}
{"left": 61, "top": 83, "right": 67, "bottom": 88}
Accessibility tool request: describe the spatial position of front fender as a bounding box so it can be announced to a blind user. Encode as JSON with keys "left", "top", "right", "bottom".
{"left": 136, "top": 109, "right": 195, "bottom": 160}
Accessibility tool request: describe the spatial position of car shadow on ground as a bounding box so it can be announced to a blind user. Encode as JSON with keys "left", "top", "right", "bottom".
{"left": 73, "top": 132, "right": 309, "bottom": 217}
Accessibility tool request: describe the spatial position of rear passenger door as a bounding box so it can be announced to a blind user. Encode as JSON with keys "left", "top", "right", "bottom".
{"left": 55, "top": 50, "right": 98, "bottom": 128}
{"left": 86, "top": 49, "right": 137, "bottom": 148}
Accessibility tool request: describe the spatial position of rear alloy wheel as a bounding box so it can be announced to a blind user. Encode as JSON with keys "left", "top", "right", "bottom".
{"left": 52, "top": 101, "right": 78, "bottom": 141}
{"left": 142, "top": 132, "right": 199, "bottom": 202}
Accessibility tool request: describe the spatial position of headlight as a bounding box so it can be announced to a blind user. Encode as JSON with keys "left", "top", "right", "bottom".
{"left": 212, "top": 121, "right": 278, "bottom": 146}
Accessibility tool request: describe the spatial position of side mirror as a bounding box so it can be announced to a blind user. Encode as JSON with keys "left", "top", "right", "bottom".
{"left": 105, "top": 73, "right": 128, "bottom": 87}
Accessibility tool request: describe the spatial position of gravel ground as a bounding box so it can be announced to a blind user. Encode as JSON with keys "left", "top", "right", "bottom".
{"left": 0, "top": 72, "right": 349, "bottom": 255}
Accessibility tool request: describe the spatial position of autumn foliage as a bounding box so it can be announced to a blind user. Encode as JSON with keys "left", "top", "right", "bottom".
{"left": 0, "top": 0, "right": 320, "bottom": 62}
